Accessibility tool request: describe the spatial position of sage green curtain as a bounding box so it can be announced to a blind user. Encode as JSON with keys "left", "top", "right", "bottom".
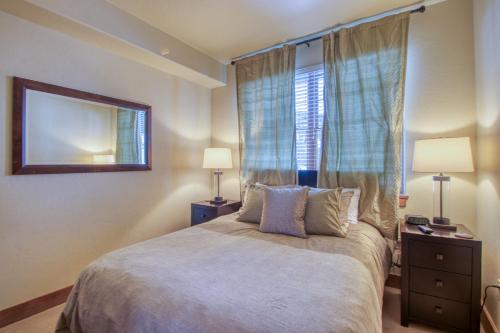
{"left": 319, "top": 14, "right": 409, "bottom": 239}
{"left": 115, "top": 109, "right": 139, "bottom": 164}
{"left": 236, "top": 45, "right": 297, "bottom": 186}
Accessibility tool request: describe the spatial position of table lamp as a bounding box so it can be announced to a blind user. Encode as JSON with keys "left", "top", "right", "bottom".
{"left": 412, "top": 137, "right": 474, "bottom": 226}
{"left": 203, "top": 148, "right": 233, "bottom": 205}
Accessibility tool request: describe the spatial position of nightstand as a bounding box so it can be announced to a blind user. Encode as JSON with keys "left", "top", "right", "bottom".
{"left": 401, "top": 222, "right": 481, "bottom": 333}
{"left": 191, "top": 200, "right": 241, "bottom": 226}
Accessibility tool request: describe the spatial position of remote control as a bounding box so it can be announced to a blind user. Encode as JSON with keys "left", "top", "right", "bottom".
{"left": 455, "top": 232, "right": 473, "bottom": 239}
{"left": 418, "top": 225, "right": 434, "bottom": 234}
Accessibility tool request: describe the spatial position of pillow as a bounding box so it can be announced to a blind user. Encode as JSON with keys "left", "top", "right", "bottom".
{"left": 236, "top": 184, "right": 264, "bottom": 223}
{"left": 342, "top": 187, "right": 361, "bottom": 224}
{"left": 339, "top": 191, "right": 354, "bottom": 226}
{"left": 305, "top": 188, "right": 353, "bottom": 237}
{"left": 259, "top": 186, "right": 309, "bottom": 238}
{"left": 237, "top": 183, "right": 298, "bottom": 223}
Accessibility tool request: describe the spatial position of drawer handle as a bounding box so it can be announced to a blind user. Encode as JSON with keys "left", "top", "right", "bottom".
{"left": 435, "top": 253, "right": 444, "bottom": 261}
{"left": 434, "top": 306, "right": 443, "bottom": 315}
{"left": 435, "top": 280, "right": 444, "bottom": 288}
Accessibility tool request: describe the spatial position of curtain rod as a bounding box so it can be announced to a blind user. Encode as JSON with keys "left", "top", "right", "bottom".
{"left": 230, "top": 4, "right": 425, "bottom": 65}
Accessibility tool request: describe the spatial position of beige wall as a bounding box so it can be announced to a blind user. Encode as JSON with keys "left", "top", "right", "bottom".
{"left": 0, "top": 11, "right": 211, "bottom": 310}
{"left": 400, "top": 0, "right": 477, "bottom": 230}
{"left": 0, "top": 0, "right": 227, "bottom": 88}
{"left": 473, "top": 0, "right": 500, "bottom": 326}
{"left": 295, "top": 39, "right": 322, "bottom": 69}
{"left": 212, "top": 0, "right": 478, "bottom": 230}
{"left": 211, "top": 64, "right": 241, "bottom": 201}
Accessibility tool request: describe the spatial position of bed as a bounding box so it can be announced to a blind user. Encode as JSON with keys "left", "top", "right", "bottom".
{"left": 56, "top": 213, "right": 391, "bottom": 333}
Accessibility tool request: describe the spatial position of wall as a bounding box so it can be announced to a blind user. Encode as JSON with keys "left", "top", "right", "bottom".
{"left": 401, "top": 0, "right": 477, "bottom": 231}
{"left": 212, "top": 0, "right": 478, "bottom": 231}
{"left": 26, "top": 91, "right": 117, "bottom": 164}
{"left": 211, "top": 64, "right": 240, "bottom": 200}
{"left": 0, "top": 11, "right": 211, "bottom": 310}
{"left": 295, "top": 39, "right": 322, "bottom": 69}
{"left": 473, "top": 0, "right": 500, "bottom": 326}
{"left": 0, "top": 0, "right": 227, "bottom": 88}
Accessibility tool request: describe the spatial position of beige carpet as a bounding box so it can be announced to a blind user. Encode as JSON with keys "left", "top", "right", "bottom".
{"left": 0, "top": 287, "right": 482, "bottom": 333}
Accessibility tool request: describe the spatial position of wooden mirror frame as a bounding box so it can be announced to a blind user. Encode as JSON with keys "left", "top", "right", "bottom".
{"left": 12, "top": 77, "right": 152, "bottom": 175}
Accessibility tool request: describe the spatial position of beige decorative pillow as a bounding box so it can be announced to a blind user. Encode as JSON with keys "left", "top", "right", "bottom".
{"left": 259, "top": 186, "right": 309, "bottom": 238}
{"left": 236, "top": 184, "right": 264, "bottom": 223}
{"left": 305, "top": 188, "right": 353, "bottom": 237}
{"left": 237, "top": 183, "right": 298, "bottom": 224}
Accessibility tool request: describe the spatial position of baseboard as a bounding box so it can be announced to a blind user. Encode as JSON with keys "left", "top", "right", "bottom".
{"left": 482, "top": 306, "right": 500, "bottom": 333}
{"left": 385, "top": 273, "right": 401, "bottom": 289}
{"left": 0, "top": 285, "right": 73, "bottom": 328}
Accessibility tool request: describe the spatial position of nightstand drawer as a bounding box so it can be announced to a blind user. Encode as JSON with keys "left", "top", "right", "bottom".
{"left": 191, "top": 200, "right": 241, "bottom": 227}
{"left": 191, "top": 207, "right": 217, "bottom": 226}
{"left": 409, "top": 292, "right": 470, "bottom": 331}
{"left": 409, "top": 240, "right": 472, "bottom": 275}
{"left": 410, "top": 267, "right": 471, "bottom": 302}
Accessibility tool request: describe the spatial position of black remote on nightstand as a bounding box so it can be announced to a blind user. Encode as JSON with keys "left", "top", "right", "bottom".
{"left": 418, "top": 225, "right": 434, "bottom": 234}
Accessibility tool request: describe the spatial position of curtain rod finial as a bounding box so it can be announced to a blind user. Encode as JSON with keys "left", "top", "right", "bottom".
{"left": 411, "top": 5, "right": 426, "bottom": 14}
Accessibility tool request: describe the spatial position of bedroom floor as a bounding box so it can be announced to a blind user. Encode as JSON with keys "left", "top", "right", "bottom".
{"left": 0, "top": 287, "right": 484, "bottom": 333}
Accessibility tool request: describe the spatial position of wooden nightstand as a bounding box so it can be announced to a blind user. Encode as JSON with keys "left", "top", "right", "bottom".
{"left": 191, "top": 200, "right": 241, "bottom": 226}
{"left": 401, "top": 222, "right": 481, "bottom": 333}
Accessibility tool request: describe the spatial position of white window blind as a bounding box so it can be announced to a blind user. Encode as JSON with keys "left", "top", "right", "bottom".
{"left": 137, "top": 111, "right": 146, "bottom": 164}
{"left": 295, "top": 65, "right": 324, "bottom": 170}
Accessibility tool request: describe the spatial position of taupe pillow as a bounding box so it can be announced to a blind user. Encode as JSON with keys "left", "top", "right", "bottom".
{"left": 259, "top": 186, "right": 309, "bottom": 238}
{"left": 237, "top": 183, "right": 297, "bottom": 223}
{"left": 236, "top": 184, "right": 264, "bottom": 223}
{"left": 305, "top": 188, "right": 353, "bottom": 237}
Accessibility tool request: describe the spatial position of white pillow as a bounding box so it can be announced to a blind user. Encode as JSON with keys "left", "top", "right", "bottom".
{"left": 342, "top": 188, "right": 361, "bottom": 224}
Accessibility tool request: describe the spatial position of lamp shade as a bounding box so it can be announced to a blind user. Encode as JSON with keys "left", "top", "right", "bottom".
{"left": 412, "top": 137, "right": 474, "bottom": 173}
{"left": 203, "top": 148, "right": 232, "bottom": 169}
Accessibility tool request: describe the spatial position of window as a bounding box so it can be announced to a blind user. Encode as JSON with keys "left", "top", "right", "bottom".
{"left": 294, "top": 62, "right": 406, "bottom": 193}
{"left": 295, "top": 65, "right": 324, "bottom": 170}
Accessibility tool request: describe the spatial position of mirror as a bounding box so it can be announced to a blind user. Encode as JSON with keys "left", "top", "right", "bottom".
{"left": 12, "top": 77, "right": 152, "bottom": 174}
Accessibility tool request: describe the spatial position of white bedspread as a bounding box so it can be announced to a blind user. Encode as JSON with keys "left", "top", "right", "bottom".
{"left": 56, "top": 213, "right": 391, "bottom": 333}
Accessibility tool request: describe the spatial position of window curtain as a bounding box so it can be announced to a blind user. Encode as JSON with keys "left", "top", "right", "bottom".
{"left": 236, "top": 45, "right": 297, "bottom": 186}
{"left": 319, "top": 13, "right": 409, "bottom": 239}
{"left": 115, "top": 109, "right": 139, "bottom": 164}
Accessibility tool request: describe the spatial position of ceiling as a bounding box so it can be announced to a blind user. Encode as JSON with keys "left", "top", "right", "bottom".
{"left": 107, "top": 0, "right": 420, "bottom": 63}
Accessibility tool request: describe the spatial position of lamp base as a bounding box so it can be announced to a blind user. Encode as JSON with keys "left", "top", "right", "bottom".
{"left": 433, "top": 217, "right": 450, "bottom": 225}
{"left": 210, "top": 197, "right": 227, "bottom": 205}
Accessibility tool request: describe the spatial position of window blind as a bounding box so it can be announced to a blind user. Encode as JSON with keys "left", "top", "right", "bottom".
{"left": 295, "top": 65, "right": 324, "bottom": 170}
{"left": 137, "top": 111, "right": 146, "bottom": 164}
